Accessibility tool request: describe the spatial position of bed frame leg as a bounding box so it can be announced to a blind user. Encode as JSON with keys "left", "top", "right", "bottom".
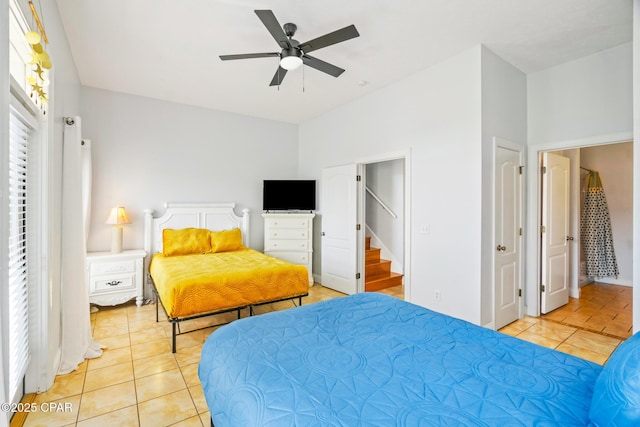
{"left": 299, "top": 296, "right": 302, "bottom": 306}
{"left": 172, "top": 322, "right": 177, "bottom": 353}
{"left": 249, "top": 306, "right": 254, "bottom": 316}
{"left": 237, "top": 309, "right": 241, "bottom": 319}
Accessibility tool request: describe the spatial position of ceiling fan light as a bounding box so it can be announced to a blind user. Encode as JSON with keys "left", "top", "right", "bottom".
{"left": 280, "top": 56, "right": 302, "bottom": 70}
{"left": 280, "top": 48, "right": 303, "bottom": 70}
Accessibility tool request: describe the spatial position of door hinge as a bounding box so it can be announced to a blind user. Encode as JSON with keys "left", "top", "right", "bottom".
{"left": 541, "top": 166, "right": 547, "bottom": 174}
{"left": 519, "top": 166, "right": 524, "bottom": 174}
{"left": 356, "top": 224, "right": 361, "bottom": 231}
{"left": 541, "top": 284, "right": 546, "bottom": 292}
{"left": 356, "top": 175, "right": 361, "bottom": 182}
{"left": 540, "top": 225, "right": 546, "bottom": 233}
{"left": 356, "top": 272, "right": 361, "bottom": 280}
{"left": 519, "top": 227, "right": 523, "bottom": 236}
{"left": 518, "top": 289, "right": 522, "bottom": 297}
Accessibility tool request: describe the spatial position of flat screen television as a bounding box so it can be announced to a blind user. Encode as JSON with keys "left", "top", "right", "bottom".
{"left": 263, "top": 180, "right": 316, "bottom": 211}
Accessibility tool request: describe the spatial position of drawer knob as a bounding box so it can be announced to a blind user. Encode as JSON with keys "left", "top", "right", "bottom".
{"left": 106, "top": 280, "right": 122, "bottom": 287}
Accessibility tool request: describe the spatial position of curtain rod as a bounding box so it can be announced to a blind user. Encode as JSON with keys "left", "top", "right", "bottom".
{"left": 580, "top": 166, "right": 595, "bottom": 173}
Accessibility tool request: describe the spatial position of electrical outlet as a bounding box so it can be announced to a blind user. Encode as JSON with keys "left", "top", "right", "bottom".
{"left": 419, "top": 224, "right": 431, "bottom": 234}
{"left": 434, "top": 290, "right": 441, "bottom": 301}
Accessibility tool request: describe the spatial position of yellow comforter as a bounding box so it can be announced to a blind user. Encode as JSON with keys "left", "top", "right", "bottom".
{"left": 149, "top": 248, "right": 309, "bottom": 318}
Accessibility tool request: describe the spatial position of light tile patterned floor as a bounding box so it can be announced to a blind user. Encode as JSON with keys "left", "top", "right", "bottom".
{"left": 15, "top": 283, "right": 629, "bottom": 426}
{"left": 498, "top": 282, "right": 631, "bottom": 365}
{"left": 540, "top": 282, "right": 633, "bottom": 339}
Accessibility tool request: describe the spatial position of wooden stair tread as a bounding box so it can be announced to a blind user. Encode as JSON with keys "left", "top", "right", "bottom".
{"left": 365, "top": 272, "right": 403, "bottom": 292}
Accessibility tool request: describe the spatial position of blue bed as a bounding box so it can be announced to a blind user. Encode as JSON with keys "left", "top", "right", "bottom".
{"left": 199, "top": 293, "right": 640, "bottom": 426}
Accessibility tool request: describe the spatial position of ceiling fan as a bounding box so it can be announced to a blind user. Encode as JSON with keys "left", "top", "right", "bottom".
{"left": 220, "top": 10, "right": 360, "bottom": 86}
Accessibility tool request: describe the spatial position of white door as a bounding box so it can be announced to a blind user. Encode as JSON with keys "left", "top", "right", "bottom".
{"left": 321, "top": 164, "right": 359, "bottom": 294}
{"left": 541, "top": 152, "right": 570, "bottom": 313}
{"left": 495, "top": 145, "right": 522, "bottom": 329}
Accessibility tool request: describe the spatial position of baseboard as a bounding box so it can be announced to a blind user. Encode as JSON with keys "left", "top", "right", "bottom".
{"left": 589, "top": 277, "right": 633, "bottom": 287}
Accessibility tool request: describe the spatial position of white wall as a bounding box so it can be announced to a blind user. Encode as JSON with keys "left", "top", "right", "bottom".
{"left": 580, "top": 143, "right": 633, "bottom": 287}
{"left": 480, "top": 47, "right": 527, "bottom": 326}
{"left": 80, "top": 87, "right": 299, "bottom": 254}
{"left": 300, "top": 46, "right": 484, "bottom": 324}
{"left": 528, "top": 42, "right": 633, "bottom": 144}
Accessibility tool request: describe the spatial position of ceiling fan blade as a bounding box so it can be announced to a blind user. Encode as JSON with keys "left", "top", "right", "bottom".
{"left": 219, "top": 52, "right": 280, "bottom": 61}
{"left": 269, "top": 66, "right": 288, "bottom": 86}
{"left": 255, "top": 10, "right": 290, "bottom": 49}
{"left": 298, "top": 25, "right": 359, "bottom": 54}
{"left": 302, "top": 55, "right": 345, "bottom": 78}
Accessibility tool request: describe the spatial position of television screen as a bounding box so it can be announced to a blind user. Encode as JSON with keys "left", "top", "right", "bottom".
{"left": 263, "top": 180, "right": 316, "bottom": 211}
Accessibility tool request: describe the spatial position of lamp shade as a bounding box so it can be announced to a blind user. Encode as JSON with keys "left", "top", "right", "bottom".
{"left": 105, "top": 206, "right": 130, "bottom": 225}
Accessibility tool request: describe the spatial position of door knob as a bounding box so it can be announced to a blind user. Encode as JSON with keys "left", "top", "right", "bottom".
{"left": 496, "top": 245, "right": 506, "bottom": 252}
{"left": 566, "top": 236, "right": 574, "bottom": 241}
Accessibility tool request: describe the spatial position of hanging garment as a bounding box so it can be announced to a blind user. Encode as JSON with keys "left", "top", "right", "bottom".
{"left": 581, "top": 172, "right": 619, "bottom": 278}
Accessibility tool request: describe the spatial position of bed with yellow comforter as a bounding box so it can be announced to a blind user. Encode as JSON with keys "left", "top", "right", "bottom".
{"left": 148, "top": 226, "right": 309, "bottom": 352}
{"left": 150, "top": 248, "right": 309, "bottom": 319}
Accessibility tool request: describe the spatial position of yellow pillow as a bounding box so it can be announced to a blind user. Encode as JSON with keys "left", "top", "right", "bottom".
{"left": 210, "top": 228, "right": 243, "bottom": 253}
{"left": 162, "top": 228, "right": 212, "bottom": 256}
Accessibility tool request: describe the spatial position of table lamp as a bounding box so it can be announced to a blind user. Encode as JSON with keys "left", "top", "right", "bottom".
{"left": 105, "top": 206, "right": 130, "bottom": 253}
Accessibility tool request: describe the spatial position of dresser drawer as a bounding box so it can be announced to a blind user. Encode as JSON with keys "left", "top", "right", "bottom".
{"left": 265, "top": 218, "right": 310, "bottom": 229}
{"left": 90, "top": 259, "right": 136, "bottom": 276}
{"left": 91, "top": 274, "right": 135, "bottom": 293}
{"left": 264, "top": 240, "right": 309, "bottom": 251}
{"left": 267, "top": 228, "right": 308, "bottom": 240}
{"left": 267, "top": 251, "right": 310, "bottom": 266}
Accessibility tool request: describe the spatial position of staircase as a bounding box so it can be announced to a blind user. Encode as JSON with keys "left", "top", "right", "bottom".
{"left": 365, "top": 236, "right": 403, "bottom": 291}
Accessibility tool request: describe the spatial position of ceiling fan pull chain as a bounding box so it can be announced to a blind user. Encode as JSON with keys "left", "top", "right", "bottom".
{"left": 302, "top": 63, "right": 305, "bottom": 93}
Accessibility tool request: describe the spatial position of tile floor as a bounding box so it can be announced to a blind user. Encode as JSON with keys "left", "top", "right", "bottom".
{"left": 15, "top": 282, "right": 630, "bottom": 426}
{"left": 540, "top": 282, "right": 633, "bottom": 340}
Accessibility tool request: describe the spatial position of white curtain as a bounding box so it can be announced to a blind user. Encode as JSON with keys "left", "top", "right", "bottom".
{"left": 58, "top": 117, "right": 103, "bottom": 374}
{"left": 81, "top": 139, "right": 92, "bottom": 243}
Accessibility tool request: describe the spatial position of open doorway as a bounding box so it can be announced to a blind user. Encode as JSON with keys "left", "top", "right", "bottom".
{"left": 320, "top": 151, "right": 411, "bottom": 299}
{"left": 358, "top": 151, "right": 411, "bottom": 300}
{"left": 363, "top": 159, "right": 405, "bottom": 299}
{"left": 537, "top": 141, "right": 633, "bottom": 337}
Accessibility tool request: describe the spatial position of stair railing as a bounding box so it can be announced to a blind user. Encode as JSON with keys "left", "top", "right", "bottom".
{"left": 366, "top": 186, "right": 397, "bottom": 218}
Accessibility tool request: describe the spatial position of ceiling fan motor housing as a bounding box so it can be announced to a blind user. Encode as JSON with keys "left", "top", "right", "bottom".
{"left": 283, "top": 22, "right": 297, "bottom": 38}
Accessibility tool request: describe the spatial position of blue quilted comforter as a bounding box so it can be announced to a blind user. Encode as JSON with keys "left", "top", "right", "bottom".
{"left": 199, "top": 293, "right": 602, "bottom": 426}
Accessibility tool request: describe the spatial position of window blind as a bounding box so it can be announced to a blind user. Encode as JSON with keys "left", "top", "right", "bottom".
{"left": 8, "top": 107, "right": 31, "bottom": 401}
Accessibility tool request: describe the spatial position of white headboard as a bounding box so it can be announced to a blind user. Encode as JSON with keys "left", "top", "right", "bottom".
{"left": 144, "top": 202, "right": 250, "bottom": 256}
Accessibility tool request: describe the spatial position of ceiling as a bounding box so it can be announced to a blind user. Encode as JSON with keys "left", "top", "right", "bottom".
{"left": 55, "top": 0, "right": 632, "bottom": 124}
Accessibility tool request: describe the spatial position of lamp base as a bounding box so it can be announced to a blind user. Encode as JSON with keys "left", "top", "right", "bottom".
{"left": 111, "top": 225, "right": 123, "bottom": 253}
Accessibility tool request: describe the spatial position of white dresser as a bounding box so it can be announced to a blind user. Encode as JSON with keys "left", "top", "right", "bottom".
{"left": 86, "top": 249, "right": 147, "bottom": 307}
{"left": 263, "top": 213, "right": 315, "bottom": 286}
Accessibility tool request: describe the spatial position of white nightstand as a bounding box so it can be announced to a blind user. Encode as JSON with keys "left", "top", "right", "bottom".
{"left": 86, "top": 249, "right": 147, "bottom": 307}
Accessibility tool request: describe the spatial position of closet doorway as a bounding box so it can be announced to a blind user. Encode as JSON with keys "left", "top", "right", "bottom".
{"left": 537, "top": 141, "right": 633, "bottom": 334}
